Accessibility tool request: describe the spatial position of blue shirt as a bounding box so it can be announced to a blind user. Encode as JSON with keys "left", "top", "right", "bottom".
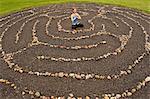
{"left": 71, "top": 16, "right": 79, "bottom": 25}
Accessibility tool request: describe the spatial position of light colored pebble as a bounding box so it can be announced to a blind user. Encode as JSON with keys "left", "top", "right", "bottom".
{"left": 127, "top": 92, "right": 132, "bottom": 96}
{"left": 35, "top": 92, "right": 40, "bottom": 97}
{"left": 58, "top": 72, "right": 64, "bottom": 77}
{"left": 145, "top": 76, "right": 150, "bottom": 82}
{"left": 115, "top": 94, "right": 121, "bottom": 98}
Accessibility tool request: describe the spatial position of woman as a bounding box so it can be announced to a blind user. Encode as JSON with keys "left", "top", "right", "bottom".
{"left": 71, "top": 7, "right": 84, "bottom": 30}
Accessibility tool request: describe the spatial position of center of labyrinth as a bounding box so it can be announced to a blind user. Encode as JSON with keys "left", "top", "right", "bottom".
{"left": 0, "top": 3, "right": 150, "bottom": 99}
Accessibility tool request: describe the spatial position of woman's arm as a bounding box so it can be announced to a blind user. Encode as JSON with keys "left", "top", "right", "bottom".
{"left": 71, "top": 14, "right": 74, "bottom": 21}
{"left": 76, "top": 13, "right": 81, "bottom": 19}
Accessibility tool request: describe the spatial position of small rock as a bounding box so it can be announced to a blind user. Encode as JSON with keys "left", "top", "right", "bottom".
{"left": 131, "top": 89, "right": 136, "bottom": 93}
{"left": 85, "top": 75, "right": 90, "bottom": 79}
{"left": 69, "top": 93, "right": 74, "bottom": 97}
{"left": 14, "top": 86, "right": 17, "bottom": 89}
{"left": 35, "top": 92, "right": 40, "bottom": 97}
{"left": 29, "top": 91, "right": 34, "bottom": 95}
{"left": 85, "top": 96, "right": 90, "bottom": 99}
{"left": 145, "top": 76, "right": 150, "bottom": 82}
{"left": 127, "top": 92, "right": 132, "bottom": 96}
{"left": 115, "top": 94, "right": 121, "bottom": 98}
{"left": 58, "top": 72, "right": 64, "bottom": 77}
{"left": 137, "top": 84, "right": 142, "bottom": 90}
{"left": 41, "top": 96, "right": 50, "bottom": 99}
{"left": 36, "top": 72, "right": 40, "bottom": 76}
{"left": 110, "top": 97, "right": 115, "bottom": 99}
{"left": 11, "top": 84, "right": 15, "bottom": 87}
{"left": 145, "top": 42, "right": 150, "bottom": 51}
{"left": 107, "top": 76, "right": 111, "bottom": 79}
{"left": 77, "top": 97, "right": 82, "bottom": 99}
{"left": 75, "top": 74, "right": 82, "bottom": 79}
{"left": 95, "top": 75, "right": 100, "bottom": 79}
{"left": 95, "top": 97, "right": 99, "bottom": 99}
{"left": 103, "top": 96, "right": 109, "bottom": 99}
{"left": 81, "top": 74, "right": 85, "bottom": 77}
{"left": 69, "top": 73, "right": 75, "bottom": 77}
{"left": 127, "top": 70, "right": 131, "bottom": 74}
{"left": 19, "top": 69, "right": 23, "bottom": 73}
{"left": 22, "top": 92, "right": 25, "bottom": 95}
{"left": 54, "top": 73, "right": 58, "bottom": 76}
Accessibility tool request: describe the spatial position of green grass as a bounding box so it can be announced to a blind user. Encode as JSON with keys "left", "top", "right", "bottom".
{"left": 0, "top": 0, "right": 150, "bottom": 15}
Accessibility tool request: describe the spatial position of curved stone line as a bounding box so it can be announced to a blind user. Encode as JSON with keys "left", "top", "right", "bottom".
{"left": 2, "top": 24, "right": 145, "bottom": 79}
{"left": 29, "top": 19, "right": 107, "bottom": 50}
{"left": 0, "top": 6, "right": 144, "bottom": 60}
{"left": 25, "top": 76, "right": 150, "bottom": 99}
{"left": 114, "top": 16, "right": 133, "bottom": 37}
{"left": 36, "top": 36, "right": 127, "bottom": 62}
{"left": 14, "top": 10, "right": 92, "bottom": 43}
{"left": 0, "top": 12, "right": 41, "bottom": 41}
{"left": 0, "top": 5, "right": 150, "bottom": 99}
{"left": 31, "top": 40, "right": 107, "bottom": 50}
{"left": 0, "top": 15, "right": 23, "bottom": 28}
{"left": 113, "top": 7, "right": 150, "bottom": 20}
{"left": 111, "top": 7, "right": 150, "bottom": 40}
{"left": 0, "top": 9, "right": 70, "bottom": 40}
{"left": 0, "top": 5, "right": 63, "bottom": 22}
{"left": 55, "top": 6, "right": 105, "bottom": 34}
{"left": 57, "top": 16, "right": 94, "bottom": 33}
{"left": 103, "top": 16, "right": 119, "bottom": 27}
{"left": 0, "top": 52, "right": 149, "bottom": 98}
{"left": 107, "top": 10, "right": 147, "bottom": 39}
{"left": 28, "top": 17, "right": 121, "bottom": 51}
{"left": 0, "top": 9, "right": 35, "bottom": 22}
{"left": 15, "top": 10, "right": 72, "bottom": 43}
{"left": 5, "top": 52, "right": 146, "bottom": 80}
{"left": 15, "top": 14, "right": 50, "bottom": 43}
{"left": 111, "top": 8, "right": 150, "bottom": 31}
{"left": 110, "top": 8, "right": 150, "bottom": 46}
{"left": 34, "top": 10, "right": 145, "bottom": 62}
{"left": 0, "top": 23, "right": 109, "bottom": 56}
{"left": 1, "top": 76, "right": 149, "bottom": 99}
{"left": 0, "top": 78, "right": 17, "bottom": 90}
{"left": 30, "top": 29, "right": 128, "bottom": 62}
{"left": 57, "top": 13, "right": 119, "bottom": 34}
{"left": 57, "top": 8, "right": 119, "bottom": 34}
{"left": 45, "top": 16, "right": 103, "bottom": 40}
{"left": 0, "top": 8, "right": 49, "bottom": 28}
{"left": 45, "top": 17, "right": 121, "bottom": 41}
{"left": 45, "top": 10, "right": 132, "bottom": 41}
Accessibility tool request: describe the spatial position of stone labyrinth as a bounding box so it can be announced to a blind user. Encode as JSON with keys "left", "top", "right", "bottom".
{"left": 0, "top": 3, "right": 150, "bottom": 99}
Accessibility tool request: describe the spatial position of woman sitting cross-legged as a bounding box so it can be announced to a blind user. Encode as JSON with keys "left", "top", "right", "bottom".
{"left": 71, "top": 7, "right": 84, "bottom": 31}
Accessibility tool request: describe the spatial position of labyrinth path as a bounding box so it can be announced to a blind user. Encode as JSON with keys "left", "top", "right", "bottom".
{"left": 0, "top": 3, "right": 150, "bottom": 99}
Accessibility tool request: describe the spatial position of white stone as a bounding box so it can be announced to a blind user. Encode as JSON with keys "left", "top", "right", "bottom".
{"left": 145, "top": 76, "right": 150, "bottom": 82}
{"left": 107, "top": 76, "right": 111, "bottom": 79}
{"left": 115, "top": 94, "right": 121, "bottom": 98}
{"left": 22, "top": 92, "right": 25, "bottom": 95}
{"left": 110, "top": 97, "right": 116, "bottom": 99}
{"left": 35, "top": 92, "right": 40, "bottom": 97}
{"left": 127, "top": 92, "right": 132, "bottom": 96}
{"left": 85, "top": 75, "right": 90, "bottom": 79}
{"left": 69, "top": 73, "right": 75, "bottom": 77}
{"left": 145, "top": 42, "right": 150, "bottom": 51}
{"left": 41, "top": 56, "right": 44, "bottom": 59}
{"left": 69, "top": 93, "right": 74, "bottom": 97}
{"left": 58, "top": 72, "right": 64, "bottom": 77}
{"left": 131, "top": 89, "right": 136, "bottom": 93}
